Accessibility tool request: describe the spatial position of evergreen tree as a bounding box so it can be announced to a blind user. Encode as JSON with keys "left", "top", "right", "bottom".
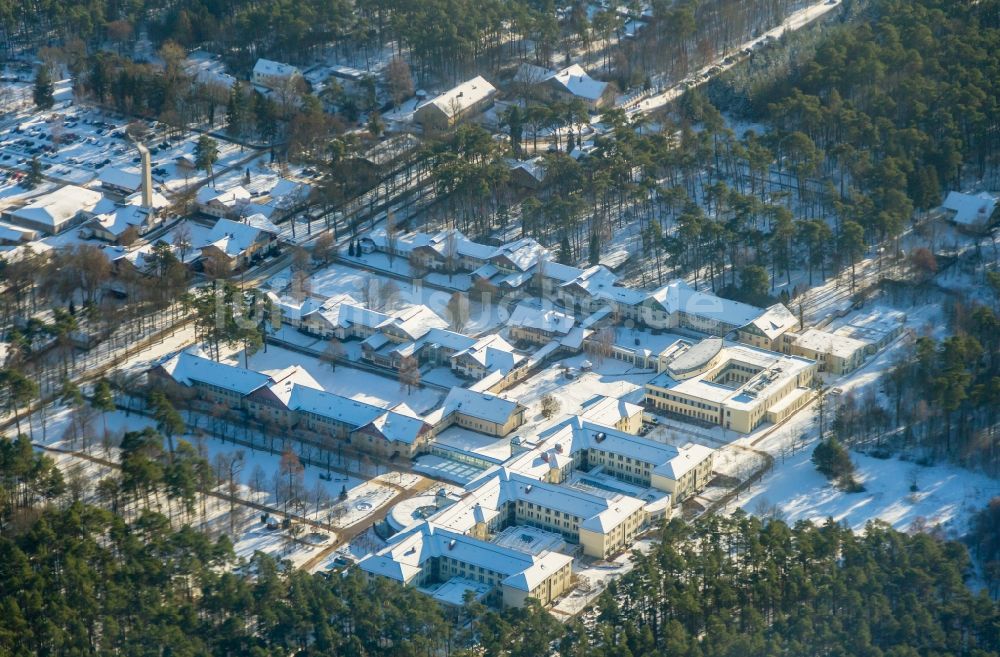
{"left": 225, "top": 81, "right": 247, "bottom": 138}
{"left": 194, "top": 135, "right": 219, "bottom": 183}
{"left": 589, "top": 232, "right": 600, "bottom": 266}
{"left": 558, "top": 235, "right": 573, "bottom": 265}
{"left": 24, "top": 156, "right": 43, "bottom": 189}
{"left": 33, "top": 65, "right": 54, "bottom": 109}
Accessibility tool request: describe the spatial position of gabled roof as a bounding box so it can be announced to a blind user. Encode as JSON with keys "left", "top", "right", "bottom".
{"left": 379, "top": 305, "right": 449, "bottom": 341}
{"left": 451, "top": 334, "right": 521, "bottom": 373}
{"left": 545, "top": 64, "right": 609, "bottom": 102}
{"left": 646, "top": 279, "right": 763, "bottom": 327}
{"left": 507, "top": 302, "right": 574, "bottom": 335}
{"left": 359, "top": 406, "right": 430, "bottom": 445}
{"left": 442, "top": 387, "right": 522, "bottom": 425}
{"left": 98, "top": 167, "right": 142, "bottom": 192}
{"left": 419, "top": 76, "right": 497, "bottom": 119}
{"left": 312, "top": 301, "right": 390, "bottom": 331}
{"left": 9, "top": 185, "right": 105, "bottom": 231}
{"left": 490, "top": 238, "right": 547, "bottom": 271}
{"left": 196, "top": 185, "right": 252, "bottom": 207}
{"left": 287, "top": 385, "right": 384, "bottom": 427}
{"left": 156, "top": 350, "right": 271, "bottom": 395}
{"left": 198, "top": 218, "right": 274, "bottom": 258}
{"left": 942, "top": 191, "right": 997, "bottom": 226}
{"left": 253, "top": 58, "right": 300, "bottom": 79}
{"left": 744, "top": 303, "right": 797, "bottom": 339}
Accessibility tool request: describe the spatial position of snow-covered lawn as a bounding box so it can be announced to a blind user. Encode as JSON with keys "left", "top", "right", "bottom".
{"left": 739, "top": 448, "right": 1000, "bottom": 536}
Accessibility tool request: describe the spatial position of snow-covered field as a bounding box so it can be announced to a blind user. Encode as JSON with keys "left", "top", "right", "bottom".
{"left": 739, "top": 447, "right": 999, "bottom": 535}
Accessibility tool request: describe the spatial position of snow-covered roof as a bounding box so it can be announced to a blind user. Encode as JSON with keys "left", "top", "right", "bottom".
{"left": 442, "top": 387, "right": 522, "bottom": 425}
{"left": 287, "top": 385, "right": 384, "bottom": 427}
{"left": 253, "top": 58, "right": 300, "bottom": 79}
{"left": 791, "top": 328, "right": 867, "bottom": 359}
{"left": 941, "top": 191, "right": 997, "bottom": 226}
{"left": 419, "top": 76, "right": 497, "bottom": 119}
{"left": 490, "top": 237, "right": 547, "bottom": 271}
{"left": 540, "top": 261, "right": 585, "bottom": 284}
{"left": 507, "top": 302, "right": 574, "bottom": 335}
{"left": 99, "top": 167, "right": 142, "bottom": 192}
{"left": 312, "top": 301, "right": 389, "bottom": 331}
{"left": 424, "top": 229, "right": 496, "bottom": 261}
{"left": 451, "top": 334, "right": 521, "bottom": 373}
{"left": 157, "top": 350, "right": 271, "bottom": 395}
{"left": 196, "top": 185, "right": 252, "bottom": 207}
{"left": 507, "top": 157, "right": 547, "bottom": 184}
{"left": 647, "top": 279, "right": 764, "bottom": 327}
{"left": 361, "top": 408, "right": 430, "bottom": 445}
{"left": 380, "top": 305, "right": 449, "bottom": 341}
{"left": 358, "top": 521, "right": 571, "bottom": 592}
{"left": 266, "top": 292, "right": 325, "bottom": 322}
{"left": 546, "top": 64, "right": 609, "bottom": 102}
{"left": 744, "top": 303, "right": 797, "bottom": 339}
{"left": 198, "top": 217, "right": 275, "bottom": 258}
{"left": 89, "top": 204, "right": 155, "bottom": 238}
{"left": 9, "top": 185, "right": 105, "bottom": 232}
{"left": 653, "top": 443, "right": 715, "bottom": 480}
{"left": 579, "top": 395, "right": 642, "bottom": 427}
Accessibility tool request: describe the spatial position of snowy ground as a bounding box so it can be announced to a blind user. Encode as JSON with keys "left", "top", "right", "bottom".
{"left": 30, "top": 404, "right": 425, "bottom": 569}
{"left": 739, "top": 447, "right": 1000, "bottom": 535}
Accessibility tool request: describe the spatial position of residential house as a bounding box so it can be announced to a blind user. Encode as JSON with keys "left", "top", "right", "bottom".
{"left": 414, "top": 76, "right": 498, "bottom": 131}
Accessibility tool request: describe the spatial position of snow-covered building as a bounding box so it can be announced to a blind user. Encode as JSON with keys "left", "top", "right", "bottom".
{"left": 98, "top": 167, "right": 143, "bottom": 196}
{"left": 197, "top": 216, "right": 279, "bottom": 269}
{"left": 644, "top": 339, "right": 816, "bottom": 433}
{"left": 579, "top": 395, "right": 643, "bottom": 434}
{"left": 195, "top": 185, "right": 252, "bottom": 218}
{"left": 85, "top": 189, "right": 170, "bottom": 242}
{"left": 515, "top": 63, "right": 614, "bottom": 109}
{"left": 414, "top": 76, "right": 498, "bottom": 130}
{"left": 149, "top": 350, "right": 433, "bottom": 458}
{"left": 431, "top": 387, "right": 526, "bottom": 437}
{"left": 252, "top": 58, "right": 302, "bottom": 90}
{"left": 506, "top": 302, "right": 575, "bottom": 345}
{"left": 507, "top": 157, "right": 547, "bottom": 189}
{"left": 941, "top": 191, "right": 997, "bottom": 229}
{"left": 542, "top": 64, "right": 614, "bottom": 109}
{"left": 736, "top": 303, "right": 799, "bottom": 351}
{"left": 409, "top": 228, "right": 497, "bottom": 273}
{"left": 5, "top": 185, "right": 108, "bottom": 235}
{"left": 450, "top": 334, "right": 523, "bottom": 379}
{"left": 785, "top": 328, "right": 867, "bottom": 376}
{"left": 358, "top": 521, "right": 574, "bottom": 608}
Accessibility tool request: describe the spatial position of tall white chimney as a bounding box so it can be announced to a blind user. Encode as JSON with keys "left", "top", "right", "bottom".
{"left": 137, "top": 143, "right": 152, "bottom": 209}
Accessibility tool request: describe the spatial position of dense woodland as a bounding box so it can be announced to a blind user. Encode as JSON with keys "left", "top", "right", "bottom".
{"left": 831, "top": 286, "right": 1000, "bottom": 475}
{"left": 425, "top": 0, "right": 1000, "bottom": 297}
{"left": 2, "top": 0, "right": 797, "bottom": 84}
